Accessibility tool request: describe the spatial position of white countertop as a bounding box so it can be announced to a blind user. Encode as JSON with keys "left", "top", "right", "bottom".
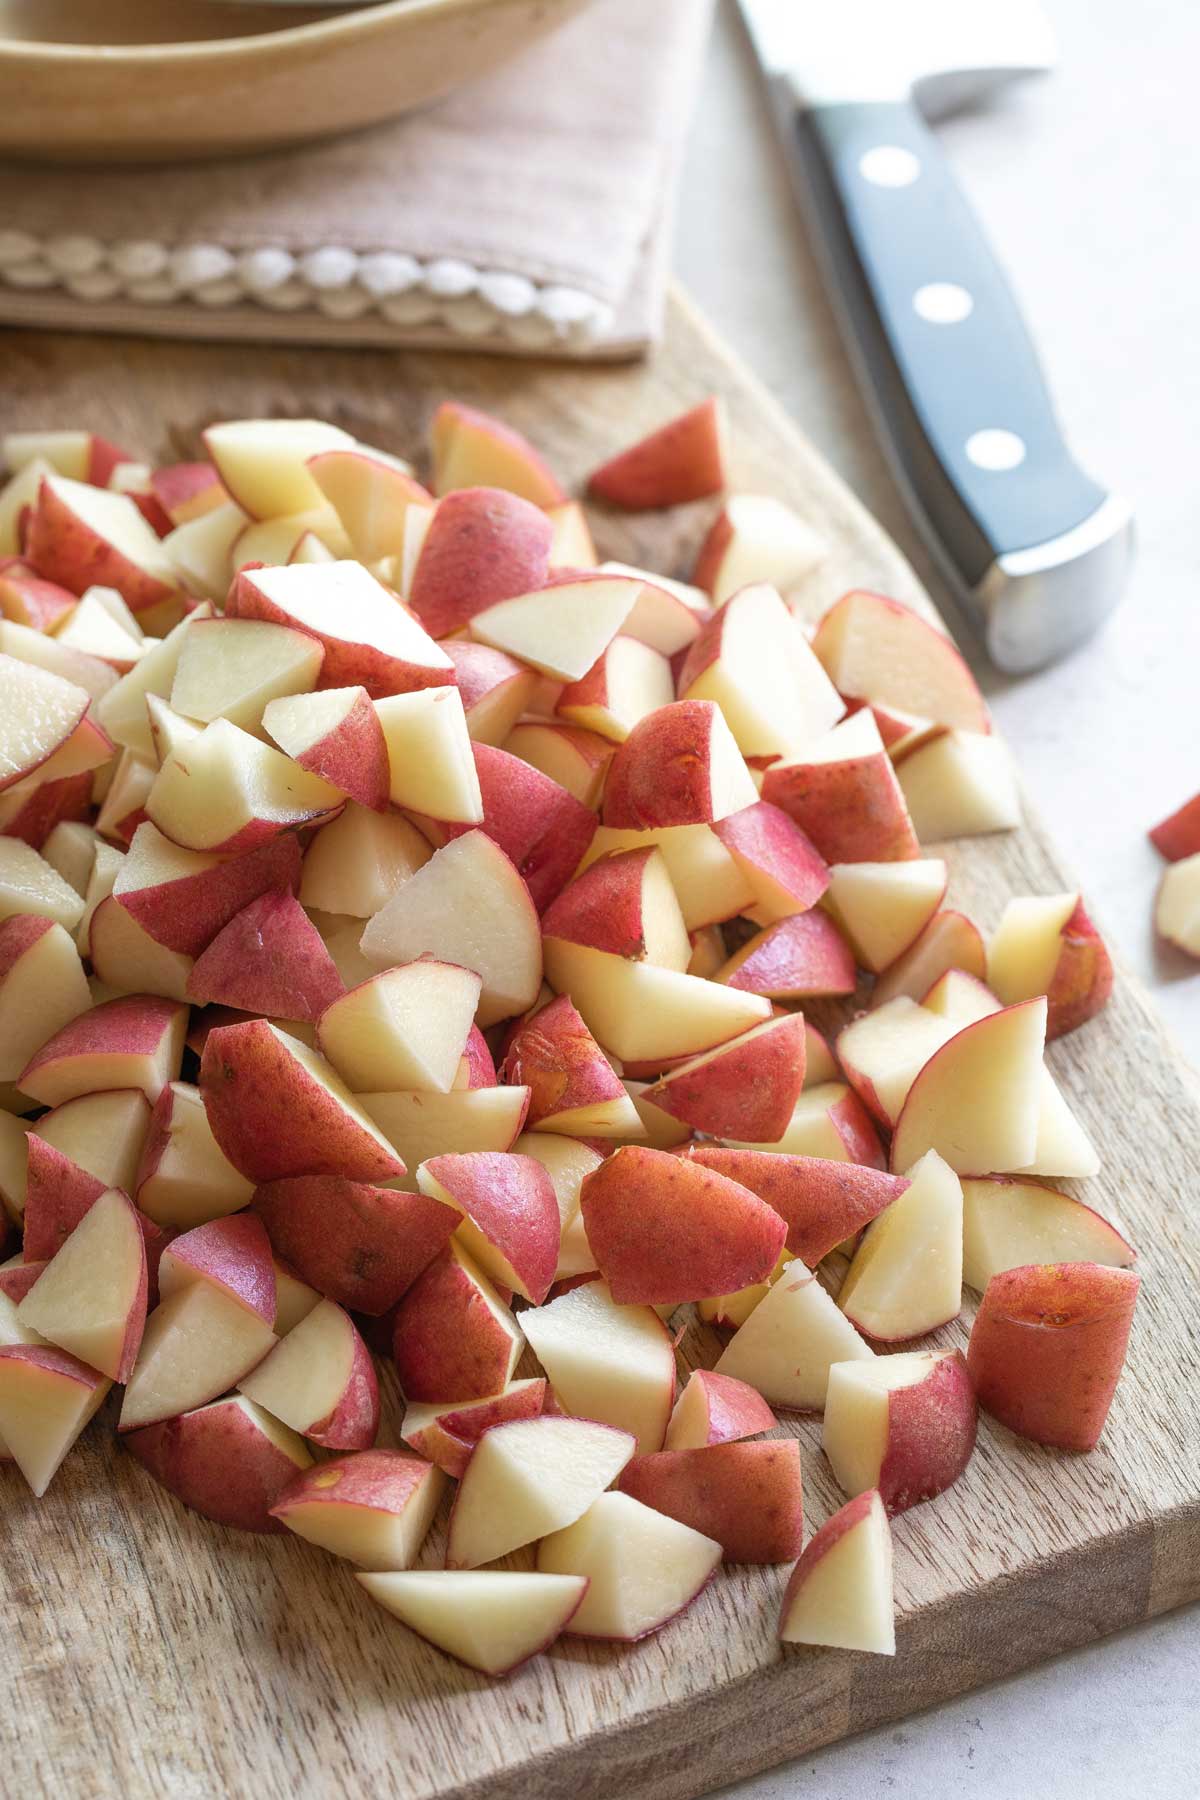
{"left": 675, "top": 1, "right": 1199, "bottom": 1793}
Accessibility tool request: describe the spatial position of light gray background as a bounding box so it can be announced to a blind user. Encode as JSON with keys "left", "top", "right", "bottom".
{"left": 675, "top": 1, "right": 1199, "bottom": 1794}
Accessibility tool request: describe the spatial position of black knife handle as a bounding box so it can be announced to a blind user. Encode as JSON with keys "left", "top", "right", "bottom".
{"left": 785, "top": 96, "right": 1130, "bottom": 665}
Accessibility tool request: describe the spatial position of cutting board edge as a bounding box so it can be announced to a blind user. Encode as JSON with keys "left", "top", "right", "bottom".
{"left": 445, "top": 1506, "right": 1200, "bottom": 1800}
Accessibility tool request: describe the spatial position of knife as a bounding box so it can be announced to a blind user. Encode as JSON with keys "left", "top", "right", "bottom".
{"left": 737, "top": 0, "right": 1133, "bottom": 673}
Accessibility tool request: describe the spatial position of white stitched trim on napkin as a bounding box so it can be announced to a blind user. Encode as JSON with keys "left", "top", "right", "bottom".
{"left": 0, "top": 233, "right": 614, "bottom": 349}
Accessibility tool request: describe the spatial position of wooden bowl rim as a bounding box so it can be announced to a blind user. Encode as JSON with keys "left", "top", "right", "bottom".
{"left": 0, "top": 0, "right": 557, "bottom": 68}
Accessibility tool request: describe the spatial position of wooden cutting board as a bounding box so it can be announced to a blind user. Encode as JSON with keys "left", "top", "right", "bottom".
{"left": 3, "top": 290, "right": 1199, "bottom": 1800}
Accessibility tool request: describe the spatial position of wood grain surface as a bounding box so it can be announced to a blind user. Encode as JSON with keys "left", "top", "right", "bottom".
{"left": 2, "top": 290, "right": 1198, "bottom": 1800}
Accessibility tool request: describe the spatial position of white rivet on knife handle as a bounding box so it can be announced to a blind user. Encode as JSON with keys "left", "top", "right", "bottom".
{"left": 913, "top": 282, "right": 973, "bottom": 323}
{"left": 966, "top": 429, "right": 1027, "bottom": 471}
{"left": 857, "top": 146, "right": 921, "bottom": 186}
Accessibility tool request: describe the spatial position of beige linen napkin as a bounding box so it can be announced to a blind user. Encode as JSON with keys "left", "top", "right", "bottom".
{"left": 0, "top": 0, "right": 712, "bottom": 357}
